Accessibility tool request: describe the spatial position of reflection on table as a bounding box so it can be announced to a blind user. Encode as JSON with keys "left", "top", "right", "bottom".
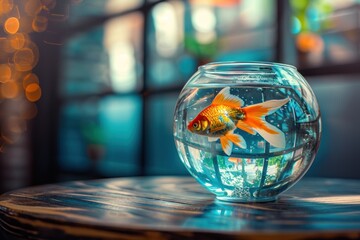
{"left": 0, "top": 177, "right": 359, "bottom": 239}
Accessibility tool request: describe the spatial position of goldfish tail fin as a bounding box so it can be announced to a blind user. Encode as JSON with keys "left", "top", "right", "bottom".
{"left": 253, "top": 122, "right": 286, "bottom": 148}
{"left": 242, "top": 98, "right": 289, "bottom": 148}
{"left": 220, "top": 131, "right": 247, "bottom": 156}
{"left": 212, "top": 87, "right": 244, "bottom": 108}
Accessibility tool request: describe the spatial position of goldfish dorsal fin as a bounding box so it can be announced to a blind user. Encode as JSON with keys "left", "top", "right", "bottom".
{"left": 212, "top": 87, "right": 244, "bottom": 108}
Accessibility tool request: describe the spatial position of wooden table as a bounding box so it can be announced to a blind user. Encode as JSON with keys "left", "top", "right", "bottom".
{"left": 0, "top": 177, "right": 359, "bottom": 240}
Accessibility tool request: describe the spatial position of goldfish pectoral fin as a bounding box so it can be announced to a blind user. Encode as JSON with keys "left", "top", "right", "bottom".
{"left": 220, "top": 136, "right": 233, "bottom": 156}
{"left": 212, "top": 87, "right": 244, "bottom": 108}
{"left": 225, "top": 132, "right": 247, "bottom": 149}
{"left": 236, "top": 121, "right": 256, "bottom": 135}
{"left": 255, "top": 122, "right": 286, "bottom": 148}
{"left": 208, "top": 137, "right": 218, "bottom": 142}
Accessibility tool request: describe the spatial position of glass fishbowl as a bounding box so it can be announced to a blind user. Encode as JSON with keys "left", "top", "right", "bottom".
{"left": 173, "top": 62, "right": 321, "bottom": 202}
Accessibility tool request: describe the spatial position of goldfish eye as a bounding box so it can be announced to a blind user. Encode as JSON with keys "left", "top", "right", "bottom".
{"left": 193, "top": 122, "right": 199, "bottom": 129}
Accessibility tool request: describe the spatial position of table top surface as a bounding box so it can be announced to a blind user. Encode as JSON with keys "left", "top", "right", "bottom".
{"left": 0, "top": 177, "right": 359, "bottom": 240}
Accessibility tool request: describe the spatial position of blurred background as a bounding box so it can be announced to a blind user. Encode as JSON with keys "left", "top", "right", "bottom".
{"left": 0, "top": 0, "right": 359, "bottom": 193}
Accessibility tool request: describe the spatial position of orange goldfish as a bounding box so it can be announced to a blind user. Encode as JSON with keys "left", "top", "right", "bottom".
{"left": 187, "top": 87, "right": 289, "bottom": 155}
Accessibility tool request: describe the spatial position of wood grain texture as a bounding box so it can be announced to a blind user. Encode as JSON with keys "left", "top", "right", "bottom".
{"left": 0, "top": 177, "right": 359, "bottom": 240}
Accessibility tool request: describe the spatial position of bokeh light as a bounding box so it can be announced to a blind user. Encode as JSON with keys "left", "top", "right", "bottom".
{"left": 291, "top": 0, "right": 308, "bottom": 11}
{"left": 4, "top": 17, "right": 20, "bottom": 34}
{"left": 2, "top": 37, "right": 17, "bottom": 53}
{"left": 190, "top": 0, "right": 240, "bottom": 7}
{"left": 0, "top": 0, "right": 14, "bottom": 15}
{"left": 0, "top": 64, "right": 12, "bottom": 83}
{"left": 296, "top": 32, "right": 323, "bottom": 53}
{"left": 25, "top": 83, "right": 42, "bottom": 102}
{"left": 23, "top": 73, "right": 39, "bottom": 89}
{"left": 13, "top": 46, "right": 38, "bottom": 72}
{"left": 32, "top": 15, "right": 48, "bottom": 32}
{"left": 0, "top": 0, "right": 55, "bottom": 149}
{"left": 25, "top": 0, "right": 43, "bottom": 16}
{"left": 9, "top": 33, "right": 27, "bottom": 50}
{"left": 292, "top": 17, "right": 301, "bottom": 34}
{"left": 1, "top": 81, "right": 19, "bottom": 99}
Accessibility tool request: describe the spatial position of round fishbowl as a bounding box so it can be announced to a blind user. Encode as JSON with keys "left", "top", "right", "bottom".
{"left": 173, "top": 62, "right": 321, "bottom": 202}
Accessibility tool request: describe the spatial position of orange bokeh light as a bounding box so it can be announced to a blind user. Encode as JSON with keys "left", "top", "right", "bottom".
{"left": 25, "top": 0, "right": 42, "bottom": 16}
{"left": 9, "top": 33, "right": 27, "bottom": 50}
{"left": 32, "top": 15, "right": 48, "bottom": 32}
{"left": 25, "top": 83, "right": 41, "bottom": 102}
{"left": 296, "top": 32, "right": 324, "bottom": 53}
{"left": 0, "top": 0, "right": 14, "bottom": 15}
{"left": 4, "top": 17, "right": 20, "bottom": 34}
{"left": 13, "top": 44, "right": 39, "bottom": 71}
{"left": 1, "top": 0, "right": 42, "bottom": 149}
{"left": 21, "top": 102, "right": 38, "bottom": 119}
{"left": 23, "top": 73, "right": 39, "bottom": 89}
{"left": 0, "top": 37, "right": 16, "bottom": 53}
{"left": 1, "top": 81, "right": 19, "bottom": 99}
{"left": 0, "top": 64, "right": 12, "bottom": 83}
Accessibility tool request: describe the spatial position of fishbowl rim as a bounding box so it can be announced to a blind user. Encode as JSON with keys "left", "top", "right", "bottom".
{"left": 199, "top": 61, "right": 297, "bottom": 73}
